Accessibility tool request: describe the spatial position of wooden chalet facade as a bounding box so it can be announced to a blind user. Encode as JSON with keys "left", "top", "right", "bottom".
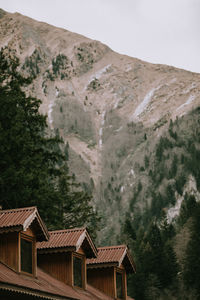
{"left": 87, "top": 245, "right": 136, "bottom": 299}
{"left": 0, "top": 207, "right": 135, "bottom": 299}
{"left": 37, "top": 228, "right": 98, "bottom": 290}
{"left": 0, "top": 207, "right": 49, "bottom": 277}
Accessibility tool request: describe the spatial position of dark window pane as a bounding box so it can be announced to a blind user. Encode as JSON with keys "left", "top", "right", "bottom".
{"left": 73, "top": 256, "right": 82, "bottom": 287}
{"left": 21, "top": 238, "right": 32, "bottom": 274}
{"left": 116, "top": 272, "right": 123, "bottom": 299}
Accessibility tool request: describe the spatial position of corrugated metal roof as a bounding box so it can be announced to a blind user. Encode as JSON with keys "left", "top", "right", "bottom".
{"left": 0, "top": 262, "right": 113, "bottom": 300}
{"left": 87, "top": 245, "right": 136, "bottom": 273}
{"left": 87, "top": 284, "right": 113, "bottom": 300}
{"left": 37, "top": 228, "right": 86, "bottom": 249}
{"left": 0, "top": 206, "right": 36, "bottom": 228}
{"left": 0, "top": 206, "right": 49, "bottom": 241}
{"left": 37, "top": 228, "right": 97, "bottom": 258}
{"left": 87, "top": 245, "right": 127, "bottom": 265}
{"left": 0, "top": 261, "right": 77, "bottom": 299}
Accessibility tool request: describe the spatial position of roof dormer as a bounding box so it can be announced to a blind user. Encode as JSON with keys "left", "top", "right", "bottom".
{"left": 0, "top": 207, "right": 115, "bottom": 299}
{"left": 37, "top": 227, "right": 97, "bottom": 290}
{"left": 87, "top": 245, "right": 136, "bottom": 299}
{"left": 0, "top": 206, "right": 49, "bottom": 277}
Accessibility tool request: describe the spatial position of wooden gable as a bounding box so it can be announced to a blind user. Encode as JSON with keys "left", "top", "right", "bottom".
{"left": 87, "top": 245, "right": 136, "bottom": 300}
{"left": 37, "top": 228, "right": 97, "bottom": 290}
{"left": 0, "top": 206, "right": 49, "bottom": 241}
{"left": 0, "top": 207, "right": 49, "bottom": 277}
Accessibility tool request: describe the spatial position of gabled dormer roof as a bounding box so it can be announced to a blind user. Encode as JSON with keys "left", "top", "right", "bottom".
{"left": 37, "top": 228, "right": 97, "bottom": 258}
{"left": 87, "top": 245, "right": 136, "bottom": 273}
{"left": 0, "top": 206, "right": 49, "bottom": 241}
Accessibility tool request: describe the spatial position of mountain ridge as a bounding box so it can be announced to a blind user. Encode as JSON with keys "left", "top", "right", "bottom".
{"left": 0, "top": 9, "right": 200, "bottom": 244}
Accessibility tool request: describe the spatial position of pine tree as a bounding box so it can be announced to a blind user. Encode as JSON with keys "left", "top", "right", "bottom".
{"left": 0, "top": 49, "right": 63, "bottom": 226}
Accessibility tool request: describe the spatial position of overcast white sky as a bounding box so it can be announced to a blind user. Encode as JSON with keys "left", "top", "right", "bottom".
{"left": 0, "top": 0, "right": 199, "bottom": 73}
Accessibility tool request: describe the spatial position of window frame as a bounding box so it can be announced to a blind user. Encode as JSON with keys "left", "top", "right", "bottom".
{"left": 20, "top": 233, "right": 35, "bottom": 276}
{"left": 115, "top": 268, "right": 125, "bottom": 299}
{"left": 72, "top": 252, "right": 85, "bottom": 289}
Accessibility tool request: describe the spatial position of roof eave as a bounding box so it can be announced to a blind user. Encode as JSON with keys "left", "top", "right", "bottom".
{"left": 122, "top": 249, "right": 136, "bottom": 273}
{"left": 85, "top": 229, "right": 98, "bottom": 258}
{"left": 34, "top": 210, "right": 50, "bottom": 241}
{"left": 0, "top": 282, "right": 77, "bottom": 300}
{"left": 0, "top": 225, "right": 23, "bottom": 234}
{"left": 37, "top": 246, "right": 76, "bottom": 254}
{"left": 87, "top": 262, "right": 119, "bottom": 269}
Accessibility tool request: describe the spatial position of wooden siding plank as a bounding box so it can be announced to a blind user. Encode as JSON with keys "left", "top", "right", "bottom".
{"left": 38, "top": 252, "right": 73, "bottom": 285}
{"left": 87, "top": 267, "right": 115, "bottom": 298}
{"left": 0, "top": 232, "right": 18, "bottom": 271}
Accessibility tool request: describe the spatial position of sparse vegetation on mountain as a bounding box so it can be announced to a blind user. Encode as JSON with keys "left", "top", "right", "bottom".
{"left": 22, "top": 48, "right": 42, "bottom": 78}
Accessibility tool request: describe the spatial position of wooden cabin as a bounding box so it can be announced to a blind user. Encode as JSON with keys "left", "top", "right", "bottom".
{"left": 87, "top": 245, "right": 136, "bottom": 300}
{"left": 0, "top": 207, "right": 112, "bottom": 299}
{"left": 0, "top": 206, "right": 136, "bottom": 299}
{"left": 37, "top": 228, "right": 97, "bottom": 289}
{"left": 37, "top": 228, "right": 114, "bottom": 299}
{"left": 0, "top": 207, "right": 83, "bottom": 299}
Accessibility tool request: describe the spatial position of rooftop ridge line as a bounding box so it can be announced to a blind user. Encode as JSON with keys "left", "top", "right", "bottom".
{"left": 98, "top": 245, "right": 127, "bottom": 250}
{"left": 0, "top": 206, "right": 36, "bottom": 214}
{"left": 49, "top": 227, "right": 86, "bottom": 234}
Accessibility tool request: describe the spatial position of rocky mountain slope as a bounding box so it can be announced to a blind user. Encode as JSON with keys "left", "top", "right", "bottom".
{"left": 0, "top": 9, "right": 200, "bottom": 244}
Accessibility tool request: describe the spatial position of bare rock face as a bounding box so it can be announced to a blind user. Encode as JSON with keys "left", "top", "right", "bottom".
{"left": 1, "top": 10, "right": 200, "bottom": 242}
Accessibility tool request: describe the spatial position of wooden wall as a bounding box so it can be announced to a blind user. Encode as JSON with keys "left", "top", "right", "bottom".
{"left": 87, "top": 265, "right": 127, "bottom": 299}
{"left": 0, "top": 232, "right": 19, "bottom": 271}
{"left": 87, "top": 267, "right": 115, "bottom": 298}
{"left": 38, "top": 252, "right": 73, "bottom": 285}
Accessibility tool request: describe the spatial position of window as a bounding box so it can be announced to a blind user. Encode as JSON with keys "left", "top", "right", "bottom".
{"left": 73, "top": 255, "right": 83, "bottom": 288}
{"left": 116, "top": 271, "right": 123, "bottom": 299}
{"left": 21, "top": 235, "right": 33, "bottom": 274}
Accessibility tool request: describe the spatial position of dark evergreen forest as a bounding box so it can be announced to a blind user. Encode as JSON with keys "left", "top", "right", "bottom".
{"left": 121, "top": 107, "right": 200, "bottom": 299}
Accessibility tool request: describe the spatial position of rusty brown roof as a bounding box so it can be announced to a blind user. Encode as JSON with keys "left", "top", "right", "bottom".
{"left": 0, "top": 206, "right": 49, "bottom": 241}
{"left": 87, "top": 245, "right": 136, "bottom": 273}
{"left": 0, "top": 262, "right": 113, "bottom": 300}
{"left": 0, "top": 206, "right": 36, "bottom": 228}
{"left": 37, "top": 228, "right": 97, "bottom": 258}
